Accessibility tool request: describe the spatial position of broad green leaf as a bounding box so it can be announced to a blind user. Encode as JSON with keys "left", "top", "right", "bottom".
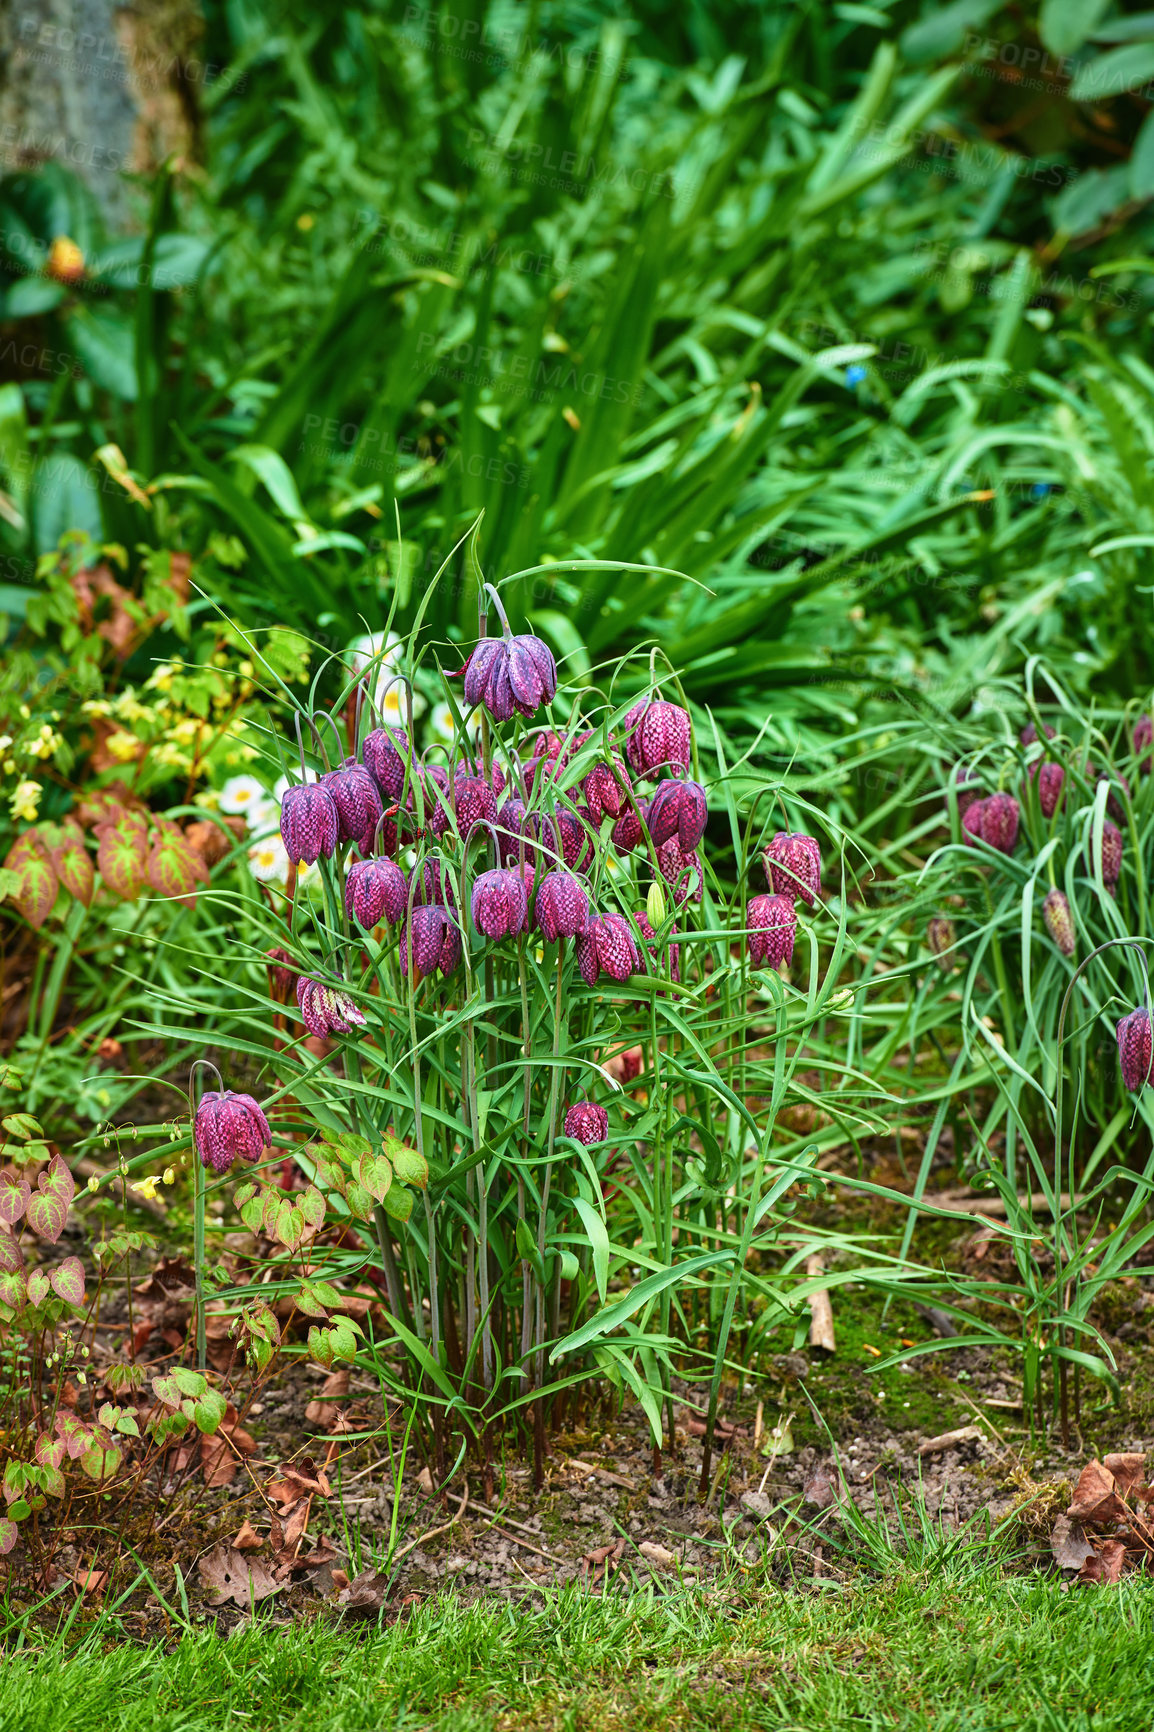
{"left": 378, "top": 1183, "right": 413, "bottom": 1223}
{"left": 1071, "top": 43, "right": 1154, "bottom": 102}
{"left": 1040, "top": 0, "right": 1112, "bottom": 55}
{"left": 388, "top": 1141, "right": 429, "bottom": 1189}
{"left": 572, "top": 1195, "right": 610, "bottom": 1303}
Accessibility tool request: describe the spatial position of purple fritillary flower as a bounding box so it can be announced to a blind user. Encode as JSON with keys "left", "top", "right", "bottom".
{"left": 280, "top": 782, "right": 339, "bottom": 866}
{"left": 362, "top": 726, "right": 412, "bottom": 801}
{"left": 413, "top": 858, "right": 457, "bottom": 910}
{"left": 535, "top": 870, "right": 589, "bottom": 941}
{"left": 322, "top": 759, "right": 383, "bottom": 848}
{"left": 763, "top": 831, "right": 821, "bottom": 905}
{"left": 296, "top": 977, "right": 367, "bottom": 1038}
{"left": 346, "top": 857, "right": 408, "bottom": 928}
{"left": 961, "top": 799, "right": 986, "bottom": 845}
{"left": 551, "top": 802, "right": 594, "bottom": 873}
{"left": 1042, "top": 889, "right": 1075, "bottom": 957}
{"left": 947, "top": 765, "right": 982, "bottom": 816}
{"left": 402, "top": 903, "right": 462, "bottom": 978}
{"left": 194, "top": 1090, "right": 272, "bottom": 1174}
{"left": 576, "top": 735, "right": 632, "bottom": 826}
{"left": 974, "top": 794, "right": 1020, "bottom": 855}
{"left": 564, "top": 1101, "right": 608, "bottom": 1146}
{"left": 1117, "top": 1007, "right": 1153, "bottom": 1092}
{"left": 611, "top": 803, "right": 645, "bottom": 852}
{"left": 655, "top": 836, "right": 703, "bottom": 904}
{"left": 623, "top": 699, "right": 692, "bottom": 777}
{"left": 1134, "top": 715, "right": 1153, "bottom": 774}
{"left": 1031, "top": 760, "right": 1065, "bottom": 819}
{"left": 648, "top": 779, "right": 708, "bottom": 853}
{"left": 747, "top": 894, "right": 797, "bottom": 969}
{"left": 471, "top": 868, "right": 528, "bottom": 940}
{"left": 525, "top": 730, "right": 566, "bottom": 794}
{"left": 574, "top": 911, "right": 640, "bottom": 987}
{"left": 1020, "top": 721, "right": 1055, "bottom": 746}
{"left": 463, "top": 632, "right": 556, "bottom": 722}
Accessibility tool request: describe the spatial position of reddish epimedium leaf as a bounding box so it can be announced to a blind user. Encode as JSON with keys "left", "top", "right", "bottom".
{"left": 0, "top": 1271, "right": 26, "bottom": 1310}
{"left": 4, "top": 832, "right": 59, "bottom": 930}
{"left": 49, "top": 1256, "right": 85, "bottom": 1307}
{"left": 0, "top": 1171, "right": 30, "bottom": 1228}
{"left": 0, "top": 1518, "right": 17, "bottom": 1554}
{"left": 26, "top": 1270, "right": 51, "bottom": 1308}
{"left": 25, "top": 1154, "right": 75, "bottom": 1243}
{"left": 147, "top": 827, "right": 209, "bottom": 907}
{"left": 52, "top": 825, "right": 94, "bottom": 907}
{"left": 95, "top": 818, "right": 148, "bottom": 901}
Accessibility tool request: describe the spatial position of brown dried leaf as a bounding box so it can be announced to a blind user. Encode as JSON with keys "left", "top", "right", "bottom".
{"left": 1103, "top": 1454, "right": 1147, "bottom": 1501}
{"left": 1051, "top": 1514, "right": 1097, "bottom": 1572}
{"left": 1079, "top": 1539, "right": 1127, "bottom": 1585}
{"left": 232, "top": 1521, "right": 262, "bottom": 1552}
{"left": 198, "top": 1545, "right": 280, "bottom": 1606}
{"left": 335, "top": 1569, "right": 391, "bottom": 1617}
{"left": 305, "top": 1366, "right": 350, "bottom": 1426}
{"left": 134, "top": 1256, "right": 196, "bottom": 1297}
{"left": 1069, "top": 1460, "right": 1128, "bottom": 1525}
{"left": 280, "top": 1501, "right": 310, "bottom": 1555}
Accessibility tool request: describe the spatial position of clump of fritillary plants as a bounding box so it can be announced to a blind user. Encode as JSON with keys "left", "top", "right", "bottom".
{"left": 171, "top": 556, "right": 848, "bottom": 1484}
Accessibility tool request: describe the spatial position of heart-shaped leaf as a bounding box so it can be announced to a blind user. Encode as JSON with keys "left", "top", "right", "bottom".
{"left": 95, "top": 817, "right": 148, "bottom": 901}
{"left": 26, "top": 1269, "right": 51, "bottom": 1308}
{"left": 0, "top": 1517, "right": 17, "bottom": 1554}
{"left": 0, "top": 1271, "right": 26, "bottom": 1310}
{"left": 80, "top": 1439, "right": 123, "bottom": 1481}
{"left": 0, "top": 1170, "right": 32, "bottom": 1227}
{"left": 272, "top": 1200, "right": 305, "bottom": 1250}
{"left": 147, "top": 826, "right": 208, "bottom": 906}
{"left": 49, "top": 1256, "right": 85, "bottom": 1307}
{"left": 55, "top": 1413, "right": 93, "bottom": 1459}
{"left": 386, "top": 1138, "right": 429, "bottom": 1190}
{"left": 356, "top": 1150, "right": 393, "bottom": 1202}
{"left": 379, "top": 1182, "right": 413, "bottom": 1224}
{"left": 35, "top": 1433, "right": 65, "bottom": 1472}
{"left": 52, "top": 825, "right": 94, "bottom": 906}
{"left": 3, "top": 833, "right": 58, "bottom": 930}
{"left": 0, "top": 1228, "right": 24, "bottom": 1273}
{"left": 25, "top": 1154, "right": 75, "bottom": 1243}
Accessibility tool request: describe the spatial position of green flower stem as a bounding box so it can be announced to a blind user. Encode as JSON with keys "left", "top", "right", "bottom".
{"left": 193, "top": 1149, "right": 206, "bottom": 1372}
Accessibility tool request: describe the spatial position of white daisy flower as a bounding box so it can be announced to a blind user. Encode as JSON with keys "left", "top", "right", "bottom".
{"left": 247, "top": 835, "right": 291, "bottom": 884}
{"left": 427, "top": 700, "right": 481, "bottom": 748}
{"left": 346, "top": 631, "right": 426, "bottom": 718}
{"left": 219, "top": 774, "right": 270, "bottom": 817}
{"left": 273, "top": 767, "right": 318, "bottom": 802}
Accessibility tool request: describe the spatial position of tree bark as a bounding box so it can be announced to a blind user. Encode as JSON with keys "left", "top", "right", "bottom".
{"left": 0, "top": 0, "right": 204, "bottom": 230}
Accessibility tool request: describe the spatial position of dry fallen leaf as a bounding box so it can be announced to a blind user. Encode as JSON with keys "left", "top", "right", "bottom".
{"left": 232, "top": 1521, "right": 262, "bottom": 1552}
{"left": 198, "top": 1545, "right": 280, "bottom": 1607}
{"left": 1079, "top": 1539, "right": 1127, "bottom": 1586}
{"left": 335, "top": 1569, "right": 391, "bottom": 1617}
{"left": 305, "top": 1366, "right": 351, "bottom": 1426}
{"left": 1068, "top": 1460, "right": 1129, "bottom": 1525}
{"left": 1050, "top": 1514, "right": 1096, "bottom": 1573}
{"left": 1103, "top": 1453, "right": 1147, "bottom": 1501}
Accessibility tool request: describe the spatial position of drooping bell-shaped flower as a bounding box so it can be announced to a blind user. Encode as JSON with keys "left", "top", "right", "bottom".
{"left": 964, "top": 793, "right": 1019, "bottom": 855}
{"left": 1042, "top": 889, "right": 1075, "bottom": 957}
{"left": 655, "top": 836, "right": 703, "bottom": 904}
{"left": 194, "top": 1090, "right": 272, "bottom": 1174}
{"left": 635, "top": 911, "right": 680, "bottom": 982}
{"left": 322, "top": 759, "right": 383, "bottom": 849}
{"left": 363, "top": 726, "right": 412, "bottom": 801}
{"left": 525, "top": 730, "right": 566, "bottom": 794}
{"left": 763, "top": 831, "right": 821, "bottom": 905}
{"left": 577, "top": 735, "right": 632, "bottom": 826}
{"left": 401, "top": 903, "right": 462, "bottom": 978}
{"left": 535, "top": 870, "right": 589, "bottom": 941}
{"left": 623, "top": 699, "right": 692, "bottom": 777}
{"left": 611, "top": 803, "right": 645, "bottom": 853}
{"left": 463, "top": 631, "right": 557, "bottom": 723}
{"left": 1031, "top": 760, "right": 1065, "bottom": 819}
{"left": 1117, "top": 1007, "right": 1153, "bottom": 1092}
{"left": 413, "top": 858, "right": 456, "bottom": 910}
{"left": 265, "top": 947, "right": 296, "bottom": 1002}
{"left": 346, "top": 857, "right": 408, "bottom": 929}
{"left": 747, "top": 894, "right": 797, "bottom": 969}
{"left": 280, "top": 782, "right": 339, "bottom": 866}
{"left": 296, "top": 977, "right": 367, "bottom": 1038}
{"left": 574, "top": 911, "right": 640, "bottom": 986}
{"left": 648, "top": 778, "right": 708, "bottom": 853}
{"left": 430, "top": 773, "right": 497, "bottom": 841}
{"left": 471, "top": 868, "right": 528, "bottom": 941}
{"left": 564, "top": 1101, "right": 608, "bottom": 1146}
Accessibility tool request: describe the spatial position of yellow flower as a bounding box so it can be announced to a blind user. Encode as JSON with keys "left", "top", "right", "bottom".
{"left": 131, "top": 1175, "right": 161, "bottom": 1202}
{"left": 87, "top": 1174, "right": 100, "bottom": 1193}
{"left": 10, "top": 780, "right": 41, "bottom": 822}
{"left": 172, "top": 719, "right": 201, "bottom": 745}
{"left": 162, "top": 1167, "right": 175, "bottom": 1185}
{"left": 105, "top": 731, "right": 140, "bottom": 763}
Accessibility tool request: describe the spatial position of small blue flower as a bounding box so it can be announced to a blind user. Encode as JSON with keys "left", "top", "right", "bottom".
{"left": 845, "top": 364, "right": 867, "bottom": 387}
{"left": 1030, "top": 482, "right": 1052, "bottom": 501}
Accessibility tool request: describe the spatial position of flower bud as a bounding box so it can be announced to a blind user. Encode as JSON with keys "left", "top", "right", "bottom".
{"left": 296, "top": 977, "right": 367, "bottom": 1038}
{"left": 611, "top": 804, "right": 644, "bottom": 852}
{"left": 1117, "top": 1008, "right": 1153, "bottom": 1092}
{"left": 431, "top": 774, "right": 497, "bottom": 841}
{"left": 578, "top": 738, "right": 632, "bottom": 826}
{"left": 747, "top": 894, "right": 797, "bottom": 968}
{"left": 623, "top": 700, "right": 692, "bottom": 777}
{"left": 926, "top": 917, "right": 955, "bottom": 968}
{"left": 648, "top": 779, "right": 708, "bottom": 853}
{"left": 323, "top": 760, "right": 384, "bottom": 850}
{"left": 564, "top": 1101, "right": 608, "bottom": 1146}
{"left": 1042, "top": 889, "right": 1075, "bottom": 957}
{"left": 279, "top": 782, "right": 339, "bottom": 866}
{"left": 535, "top": 870, "right": 589, "bottom": 941}
{"left": 471, "top": 868, "right": 528, "bottom": 940}
{"left": 346, "top": 857, "right": 408, "bottom": 928}
{"left": 194, "top": 1090, "right": 272, "bottom": 1174}
{"left": 762, "top": 831, "right": 821, "bottom": 905}
{"left": 646, "top": 880, "right": 667, "bottom": 930}
{"left": 463, "top": 632, "right": 557, "bottom": 722}
{"left": 980, "top": 792, "right": 1020, "bottom": 854}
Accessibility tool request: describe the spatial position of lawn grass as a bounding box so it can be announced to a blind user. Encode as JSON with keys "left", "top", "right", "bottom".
{"left": 4, "top": 1567, "right": 1153, "bottom": 1732}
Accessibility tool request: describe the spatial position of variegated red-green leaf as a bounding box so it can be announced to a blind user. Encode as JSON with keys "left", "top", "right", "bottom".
{"left": 49, "top": 1256, "right": 85, "bottom": 1307}
{"left": 0, "top": 1169, "right": 30, "bottom": 1228}
{"left": 95, "top": 818, "right": 148, "bottom": 901}
{"left": 147, "top": 828, "right": 208, "bottom": 906}
{"left": 272, "top": 1200, "right": 306, "bottom": 1250}
{"left": 387, "top": 1141, "right": 429, "bottom": 1190}
{"left": 55, "top": 1413, "right": 93, "bottom": 1459}
{"left": 299, "top": 1184, "right": 326, "bottom": 1230}
{"left": 35, "top": 1433, "right": 65, "bottom": 1472}
{"left": 25, "top": 1153, "right": 75, "bottom": 1243}
{"left": 0, "top": 1271, "right": 26, "bottom": 1311}
{"left": 26, "top": 1269, "right": 50, "bottom": 1307}
{"left": 52, "top": 825, "right": 94, "bottom": 907}
{"left": 0, "top": 1229, "right": 24, "bottom": 1274}
{"left": 356, "top": 1151, "right": 393, "bottom": 1203}
{"left": 343, "top": 1179, "right": 375, "bottom": 1223}
{"left": 0, "top": 1517, "right": 17, "bottom": 1554}
{"left": 3, "top": 833, "right": 58, "bottom": 930}
{"left": 80, "top": 1437, "right": 122, "bottom": 1481}
{"left": 379, "top": 1182, "right": 414, "bottom": 1224}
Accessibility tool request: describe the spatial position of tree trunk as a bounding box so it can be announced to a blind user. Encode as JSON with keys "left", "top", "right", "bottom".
{"left": 0, "top": 0, "right": 204, "bottom": 230}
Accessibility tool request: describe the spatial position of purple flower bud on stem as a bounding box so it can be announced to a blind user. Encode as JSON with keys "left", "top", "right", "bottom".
{"left": 648, "top": 778, "right": 708, "bottom": 853}
{"left": 346, "top": 857, "right": 408, "bottom": 928}
{"left": 747, "top": 894, "right": 797, "bottom": 968}
{"left": 1042, "top": 889, "right": 1075, "bottom": 957}
{"left": 535, "top": 870, "right": 589, "bottom": 941}
{"left": 762, "top": 832, "right": 821, "bottom": 906}
{"left": 471, "top": 868, "right": 528, "bottom": 940}
{"left": 1085, "top": 819, "right": 1123, "bottom": 888}
{"left": 296, "top": 977, "right": 367, "bottom": 1038}
{"left": 280, "top": 782, "right": 339, "bottom": 866}
{"left": 402, "top": 904, "right": 462, "bottom": 979}
{"left": 564, "top": 1101, "right": 608, "bottom": 1146}
{"left": 623, "top": 700, "right": 692, "bottom": 776}
{"left": 574, "top": 911, "right": 640, "bottom": 986}
{"left": 363, "top": 726, "right": 412, "bottom": 801}
{"left": 322, "top": 760, "right": 383, "bottom": 848}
